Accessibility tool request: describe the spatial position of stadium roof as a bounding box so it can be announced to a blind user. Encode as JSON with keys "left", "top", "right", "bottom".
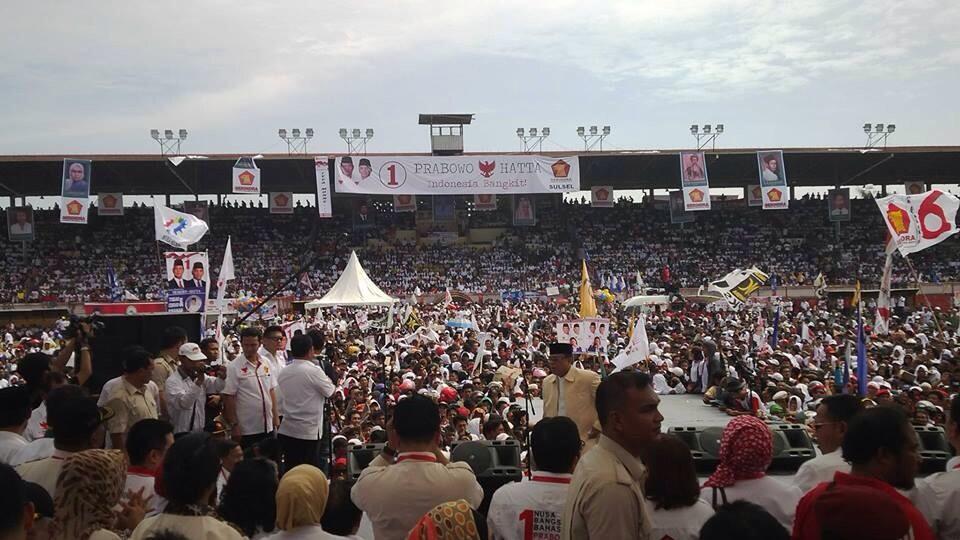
{"left": 0, "top": 146, "right": 958, "bottom": 196}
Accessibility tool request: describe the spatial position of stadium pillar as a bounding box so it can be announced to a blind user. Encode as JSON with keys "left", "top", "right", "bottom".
{"left": 881, "top": 184, "right": 888, "bottom": 196}
{"left": 790, "top": 185, "right": 795, "bottom": 200}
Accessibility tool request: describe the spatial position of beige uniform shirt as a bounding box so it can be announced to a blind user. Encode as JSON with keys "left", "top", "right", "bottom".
{"left": 101, "top": 378, "right": 160, "bottom": 436}
{"left": 151, "top": 352, "right": 178, "bottom": 394}
{"left": 542, "top": 366, "right": 601, "bottom": 443}
{"left": 16, "top": 448, "right": 74, "bottom": 498}
{"left": 561, "top": 435, "right": 651, "bottom": 540}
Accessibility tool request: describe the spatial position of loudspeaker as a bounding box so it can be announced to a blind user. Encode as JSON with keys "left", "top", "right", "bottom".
{"left": 915, "top": 425, "right": 953, "bottom": 475}
{"left": 670, "top": 423, "right": 815, "bottom": 475}
{"left": 449, "top": 439, "right": 523, "bottom": 515}
{"left": 88, "top": 313, "right": 202, "bottom": 393}
{"left": 348, "top": 443, "right": 385, "bottom": 481}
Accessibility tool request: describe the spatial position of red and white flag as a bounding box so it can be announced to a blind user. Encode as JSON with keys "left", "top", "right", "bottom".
{"left": 876, "top": 189, "right": 959, "bottom": 256}
{"left": 875, "top": 251, "right": 894, "bottom": 335}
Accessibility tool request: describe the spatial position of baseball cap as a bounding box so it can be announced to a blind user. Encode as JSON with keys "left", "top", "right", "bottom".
{"left": 178, "top": 343, "right": 207, "bottom": 362}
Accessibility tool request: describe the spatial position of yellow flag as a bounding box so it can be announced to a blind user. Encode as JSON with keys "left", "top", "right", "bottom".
{"left": 851, "top": 280, "right": 861, "bottom": 308}
{"left": 579, "top": 259, "right": 598, "bottom": 318}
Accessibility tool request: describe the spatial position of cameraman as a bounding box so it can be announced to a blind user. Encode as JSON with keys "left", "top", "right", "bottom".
{"left": 51, "top": 318, "right": 94, "bottom": 389}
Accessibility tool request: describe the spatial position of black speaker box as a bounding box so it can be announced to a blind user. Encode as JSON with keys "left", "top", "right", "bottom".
{"left": 915, "top": 425, "right": 953, "bottom": 475}
{"left": 88, "top": 313, "right": 202, "bottom": 394}
{"left": 671, "top": 423, "right": 815, "bottom": 475}
{"left": 348, "top": 443, "right": 385, "bottom": 481}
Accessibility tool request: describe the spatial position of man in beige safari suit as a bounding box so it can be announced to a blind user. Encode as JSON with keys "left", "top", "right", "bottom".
{"left": 542, "top": 343, "right": 600, "bottom": 445}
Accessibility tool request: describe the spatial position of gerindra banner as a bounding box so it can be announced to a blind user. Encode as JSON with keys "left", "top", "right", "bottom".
{"left": 333, "top": 155, "right": 580, "bottom": 195}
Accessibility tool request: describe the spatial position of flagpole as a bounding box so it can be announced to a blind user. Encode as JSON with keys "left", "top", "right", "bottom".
{"left": 902, "top": 256, "right": 946, "bottom": 340}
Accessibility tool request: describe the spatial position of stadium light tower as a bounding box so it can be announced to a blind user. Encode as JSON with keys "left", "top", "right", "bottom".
{"left": 517, "top": 127, "right": 550, "bottom": 152}
{"left": 150, "top": 128, "right": 188, "bottom": 156}
{"left": 339, "top": 128, "right": 374, "bottom": 154}
{"left": 863, "top": 122, "right": 895, "bottom": 149}
{"left": 278, "top": 128, "right": 314, "bottom": 155}
{"left": 690, "top": 124, "right": 724, "bottom": 151}
{"left": 577, "top": 125, "right": 610, "bottom": 151}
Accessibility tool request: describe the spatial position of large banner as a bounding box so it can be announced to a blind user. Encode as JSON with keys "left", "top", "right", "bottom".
{"left": 393, "top": 194, "right": 416, "bottom": 213}
{"left": 334, "top": 155, "right": 580, "bottom": 195}
{"left": 7, "top": 206, "right": 35, "bottom": 242}
{"left": 315, "top": 157, "right": 332, "bottom": 218}
{"left": 828, "top": 188, "right": 851, "bottom": 222}
{"left": 232, "top": 156, "right": 261, "bottom": 194}
{"left": 876, "top": 189, "right": 960, "bottom": 256}
{"left": 591, "top": 186, "right": 614, "bottom": 208}
{"left": 269, "top": 192, "right": 294, "bottom": 214}
{"left": 164, "top": 251, "right": 209, "bottom": 313}
{"left": 474, "top": 194, "right": 497, "bottom": 211}
{"left": 746, "top": 185, "right": 763, "bottom": 207}
{"left": 62, "top": 158, "right": 92, "bottom": 225}
{"left": 97, "top": 193, "right": 124, "bottom": 216}
{"left": 680, "top": 151, "right": 711, "bottom": 211}
{"left": 555, "top": 318, "right": 611, "bottom": 354}
{"left": 60, "top": 197, "right": 90, "bottom": 224}
{"left": 669, "top": 190, "right": 694, "bottom": 224}
{"left": 512, "top": 195, "right": 536, "bottom": 226}
{"left": 757, "top": 150, "right": 788, "bottom": 210}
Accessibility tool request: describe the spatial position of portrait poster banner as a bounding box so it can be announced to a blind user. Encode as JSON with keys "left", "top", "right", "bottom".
{"left": 269, "top": 192, "right": 294, "bottom": 214}
{"left": 182, "top": 201, "right": 210, "bottom": 226}
{"left": 315, "top": 157, "right": 333, "bottom": 218}
{"left": 512, "top": 195, "right": 536, "bottom": 226}
{"left": 669, "top": 190, "right": 695, "bottom": 224}
{"left": 555, "top": 318, "right": 610, "bottom": 354}
{"left": 433, "top": 196, "right": 456, "bottom": 221}
{"left": 746, "top": 185, "right": 763, "bottom": 207}
{"left": 393, "top": 194, "right": 417, "bottom": 213}
{"left": 334, "top": 155, "right": 580, "bottom": 195}
{"left": 232, "top": 156, "right": 260, "bottom": 194}
{"left": 62, "top": 159, "right": 92, "bottom": 199}
{"left": 904, "top": 180, "right": 925, "bottom": 195}
{"left": 60, "top": 197, "right": 90, "bottom": 224}
{"left": 7, "top": 206, "right": 35, "bottom": 242}
{"left": 591, "top": 186, "right": 614, "bottom": 208}
{"left": 757, "top": 150, "right": 789, "bottom": 210}
{"left": 828, "top": 188, "right": 851, "bottom": 222}
{"left": 164, "top": 251, "right": 209, "bottom": 313}
{"left": 679, "top": 151, "right": 711, "bottom": 211}
{"left": 473, "top": 194, "right": 497, "bottom": 211}
{"left": 97, "top": 193, "right": 124, "bottom": 216}
{"left": 353, "top": 199, "right": 374, "bottom": 230}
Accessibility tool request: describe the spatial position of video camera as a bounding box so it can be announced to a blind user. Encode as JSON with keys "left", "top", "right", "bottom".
{"left": 63, "top": 314, "right": 105, "bottom": 340}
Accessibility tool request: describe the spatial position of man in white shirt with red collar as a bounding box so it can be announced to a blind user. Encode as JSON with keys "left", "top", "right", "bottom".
{"left": 259, "top": 325, "right": 287, "bottom": 411}
{"left": 351, "top": 394, "right": 483, "bottom": 540}
{"left": 793, "top": 394, "right": 862, "bottom": 493}
{"left": 277, "top": 334, "right": 336, "bottom": 472}
{"left": 0, "top": 387, "right": 31, "bottom": 465}
{"left": 124, "top": 418, "right": 173, "bottom": 516}
{"left": 487, "top": 416, "right": 580, "bottom": 540}
{"left": 223, "top": 327, "right": 279, "bottom": 460}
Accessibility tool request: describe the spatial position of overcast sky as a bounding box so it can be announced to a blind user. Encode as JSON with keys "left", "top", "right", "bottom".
{"left": 1, "top": 1, "right": 958, "bottom": 156}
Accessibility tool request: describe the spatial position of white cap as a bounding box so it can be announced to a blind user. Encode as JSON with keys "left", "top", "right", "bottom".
{"left": 178, "top": 343, "right": 207, "bottom": 362}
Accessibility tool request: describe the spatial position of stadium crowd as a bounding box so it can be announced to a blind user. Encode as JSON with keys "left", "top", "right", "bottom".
{"left": 0, "top": 285, "right": 958, "bottom": 539}
{"left": 3, "top": 194, "right": 959, "bottom": 304}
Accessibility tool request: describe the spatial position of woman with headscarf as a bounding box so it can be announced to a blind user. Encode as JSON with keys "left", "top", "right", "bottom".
{"left": 702, "top": 415, "right": 802, "bottom": 530}
{"left": 407, "top": 499, "right": 486, "bottom": 540}
{"left": 51, "top": 449, "right": 147, "bottom": 540}
{"left": 263, "top": 464, "right": 345, "bottom": 539}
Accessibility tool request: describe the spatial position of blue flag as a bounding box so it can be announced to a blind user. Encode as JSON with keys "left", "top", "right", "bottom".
{"left": 857, "top": 305, "right": 867, "bottom": 396}
{"left": 842, "top": 341, "right": 851, "bottom": 394}
{"left": 106, "top": 264, "right": 121, "bottom": 302}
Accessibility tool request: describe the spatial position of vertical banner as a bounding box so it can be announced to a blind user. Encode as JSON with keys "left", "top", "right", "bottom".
{"left": 7, "top": 206, "right": 35, "bottom": 242}
{"left": 828, "top": 188, "right": 851, "bottom": 222}
{"left": 269, "top": 192, "right": 294, "bottom": 214}
{"left": 97, "top": 193, "right": 124, "bottom": 216}
{"left": 433, "top": 196, "right": 456, "bottom": 221}
{"left": 679, "top": 151, "right": 711, "bottom": 211}
{"left": 512, "top": 195, "right": 536, "bottom": 226}
{"left": 315, "top": 157, "right": 332, "bottom": 218}
{"left": 904, "top": 180, "right": 925, "bottom": 195}
{"left": 590, "top": 186, "right": 614, "bottom": 208}
{"left": 182, "top": 201, "right": 210, "bottom": 227}
{"left": 746, "top": 185, "right": 763, "bottom": 207}
{"left": 354, "top": 199, "right": 375, "bottom": 230}
{"left": 757, "top": 150, "right": 789, "bottom": 210}
{"left": 60, "top": 198, "right": 90, "bottom": 224}
{"left": 393, "top": 194, "right": 417, "bottom": 213}
{"left": 669, "top": 190, "right": 695, "bottom": 224}
{"left": 473, "top": 194, "right": 497, "bottom": 211}
{"left": 232, "top": 156, "right": 260, "bottom": 194}
{"left": 164, "top": 251, "right": 210, "bottom": 313}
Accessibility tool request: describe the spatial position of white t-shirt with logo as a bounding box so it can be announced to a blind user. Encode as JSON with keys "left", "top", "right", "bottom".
{"left": 487, "top": 472, "right": 571, "bottom": 540}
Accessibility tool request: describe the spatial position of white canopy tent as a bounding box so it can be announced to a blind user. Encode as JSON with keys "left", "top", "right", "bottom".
{"left": 305, "top": 251, "right": 397, "bottom": 308}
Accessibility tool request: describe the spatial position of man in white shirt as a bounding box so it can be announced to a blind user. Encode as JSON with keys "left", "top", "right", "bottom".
{"left": 124, "top": 418, "right": 174, "bottom": 516}
{"left": 223, "top": 327, "right": 279, "bottom": 460}
{"left": 164, "top": 343, "right": 226, "bottom": 435}
{"left": 488, "top": 416, "right": 580, "bottom": 540}
{"left": 0, "top": 387, "right": 31, "bottom": 464}
{"left": 260, "top": 325, "right": 287, "bottom": 411}
{"left": 914, "top": 394, "right": 960, "bottom": 539}
{"left": 794, "top": 394, "right": 862, "bottom": 493}
{"left": 277, "top": 334, "right": 335, "bottom": 472}
{"left": 351, "top": 394, "right": 484, "bottom": 540}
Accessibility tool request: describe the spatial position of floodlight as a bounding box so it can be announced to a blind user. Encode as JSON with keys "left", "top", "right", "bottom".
{"left": 577, "top": 126, "right": 585, "bottom": 136}
{"left": 278, "top": 129, "right": 287, "bottom": 138}
{"left": 164, "top": 130, "right": 174, "bottom": 140}
{"left": 715, "top": 124, "right": 724, "bottom": 134}
{"left": 690, "top": 124, "right": 699, "bottom": 134}
{"left": 339, "top": 128, "right": 348, "bottom": 137}
{"left": 589, "top": 126, "right": 598, "bottom": 135}
{"left": 178, "top": 129, "right": 187, "bottom": 139}
{"left": 602, "top": 126, "right": 611, "bottom": 135}
{"left": 863, "top": 123, "right": 872, "bottom": 133}
{"left": 366, "top": 128, "right": 374, "bottom": 137}
{"left": 305, "top": 128, "right": 314, "bottom": 138}
{"left": 530, "top": 128, "right": 538, "bottom": 136}
{"left": 517, "top": 128, "right": 524, "bottom": 137}
{"left": 542, "top": 127, "right": 550, "bottom": 136}
{"left": 875, "top": 123, "right": 884, "bottom": 133}
{"left": 702, "top": 125, "right": 712, "bottom": 134}
{"left": 150, "top": 129, "right": 159, "bottom": 139}
{"left": 886, "top": 124, "right": 895, "bottom": 133}
{"left": 352, "top": 129, "right": 361, "bottom": 138}
{"left": 292, "top": 129, "right": 301, "bottom": 138}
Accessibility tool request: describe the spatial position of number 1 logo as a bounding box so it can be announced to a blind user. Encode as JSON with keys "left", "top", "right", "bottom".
{"left": 378, "top": 162, "right": 406, "bottom": 189}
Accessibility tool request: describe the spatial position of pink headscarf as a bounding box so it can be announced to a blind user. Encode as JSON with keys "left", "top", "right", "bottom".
{"left": 703, "top": 415, "right": 773, "bottom": 488}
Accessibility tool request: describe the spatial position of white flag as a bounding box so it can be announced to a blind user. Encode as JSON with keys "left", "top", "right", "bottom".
{"left": 154, "top": 205, "right": 209, "bottom": 249}
{"left": 875, "top": 252, "right": 893, "bottom": 335}
{"left": 612, "top": 313, "right": 650, "bottom": 373}
{"left": 215, "top": 236, "right": 235, "bottom": 347}
{"left": 801, "top": 322, "right": 812, "bottom": 342}
{"left": 876, "top": 189, "right": 960, "bottom": 256}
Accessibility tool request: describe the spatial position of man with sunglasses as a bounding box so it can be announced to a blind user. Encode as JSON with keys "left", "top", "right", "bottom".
{"left": 793, "top": 394, "right": 862, "bottom": 493}
{"left": 259, "top": 325, "right": 287, "bottom": 410}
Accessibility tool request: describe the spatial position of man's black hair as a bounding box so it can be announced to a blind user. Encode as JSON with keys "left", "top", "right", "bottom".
{"left": 820, "top": 394, "right": 863, "bottom": 423}
{"left": 263, "top": 325, "right": 283, "bottom": 338}
{"left": 322, "top": 479, "right": 362, "bottom": 536}
{"left": 596, "top": 371, "right": 652, "bottom": 427}
{"left": 0, "top": 463, "right": 28, "bottom": 535}
{"left": 122, "top": 345, "right": 153, "bottom": 374}
{"left": 393, "top": 395, "right": 440, "bottom": 443}
{"left": 531, "top": 416, "right": 579, "bottom": 474}
{"left": 699, "top": 500, "right": 789, "bottom": 540}
{"left": 290, "top": 335, "right": 313, "bottom": 358}
{"left": 0, "top": 387, "right": 32, "bottom": 430}
{"left": 163, "top": 432, "right": 221, "bottom": 506}
{"left": 842, "top": 405, "right": 911, "bottom": 466}
{"left": 308, "top": 329, "right": 325, "bottom": 351}
{"left": 126, "top": 419, "right": 173, "bottom": 466}
{"left": 239, "top": 326, "right": 262, "bottom": 340}
{"left": 199, "top": 337, "right": 218, "bottom": 351}
{"left": 160, "top": 326, "right": 188, "bottom": 350}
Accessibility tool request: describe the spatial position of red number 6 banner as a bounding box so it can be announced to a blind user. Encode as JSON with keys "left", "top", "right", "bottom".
{"left": 918, "top": 190, "right": 953, "bottom": 240}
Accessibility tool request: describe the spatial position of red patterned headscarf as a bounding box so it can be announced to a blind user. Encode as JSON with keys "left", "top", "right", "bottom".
{"left": 703, "top": 415, "right": 773, "bottom": 488}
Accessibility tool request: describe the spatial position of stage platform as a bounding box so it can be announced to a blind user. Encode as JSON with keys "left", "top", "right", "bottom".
{"left": 526, "top": 394, "right": 732, "bottom": 432}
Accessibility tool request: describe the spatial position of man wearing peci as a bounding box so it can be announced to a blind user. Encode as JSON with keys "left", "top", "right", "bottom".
{"left": 358, "top": 158, "right": 372, "bottom": 181}
{"left": 167, "top": 259, "right": 187, "bottom": 289}
{"left": 189, "top": 262, "right": 206, "bottom": 289}
{"left": 542, "top": 343, "right": 601, "bottom": 446}
{"left": 339, "top": 156, "right": 354, "bottom": 180}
